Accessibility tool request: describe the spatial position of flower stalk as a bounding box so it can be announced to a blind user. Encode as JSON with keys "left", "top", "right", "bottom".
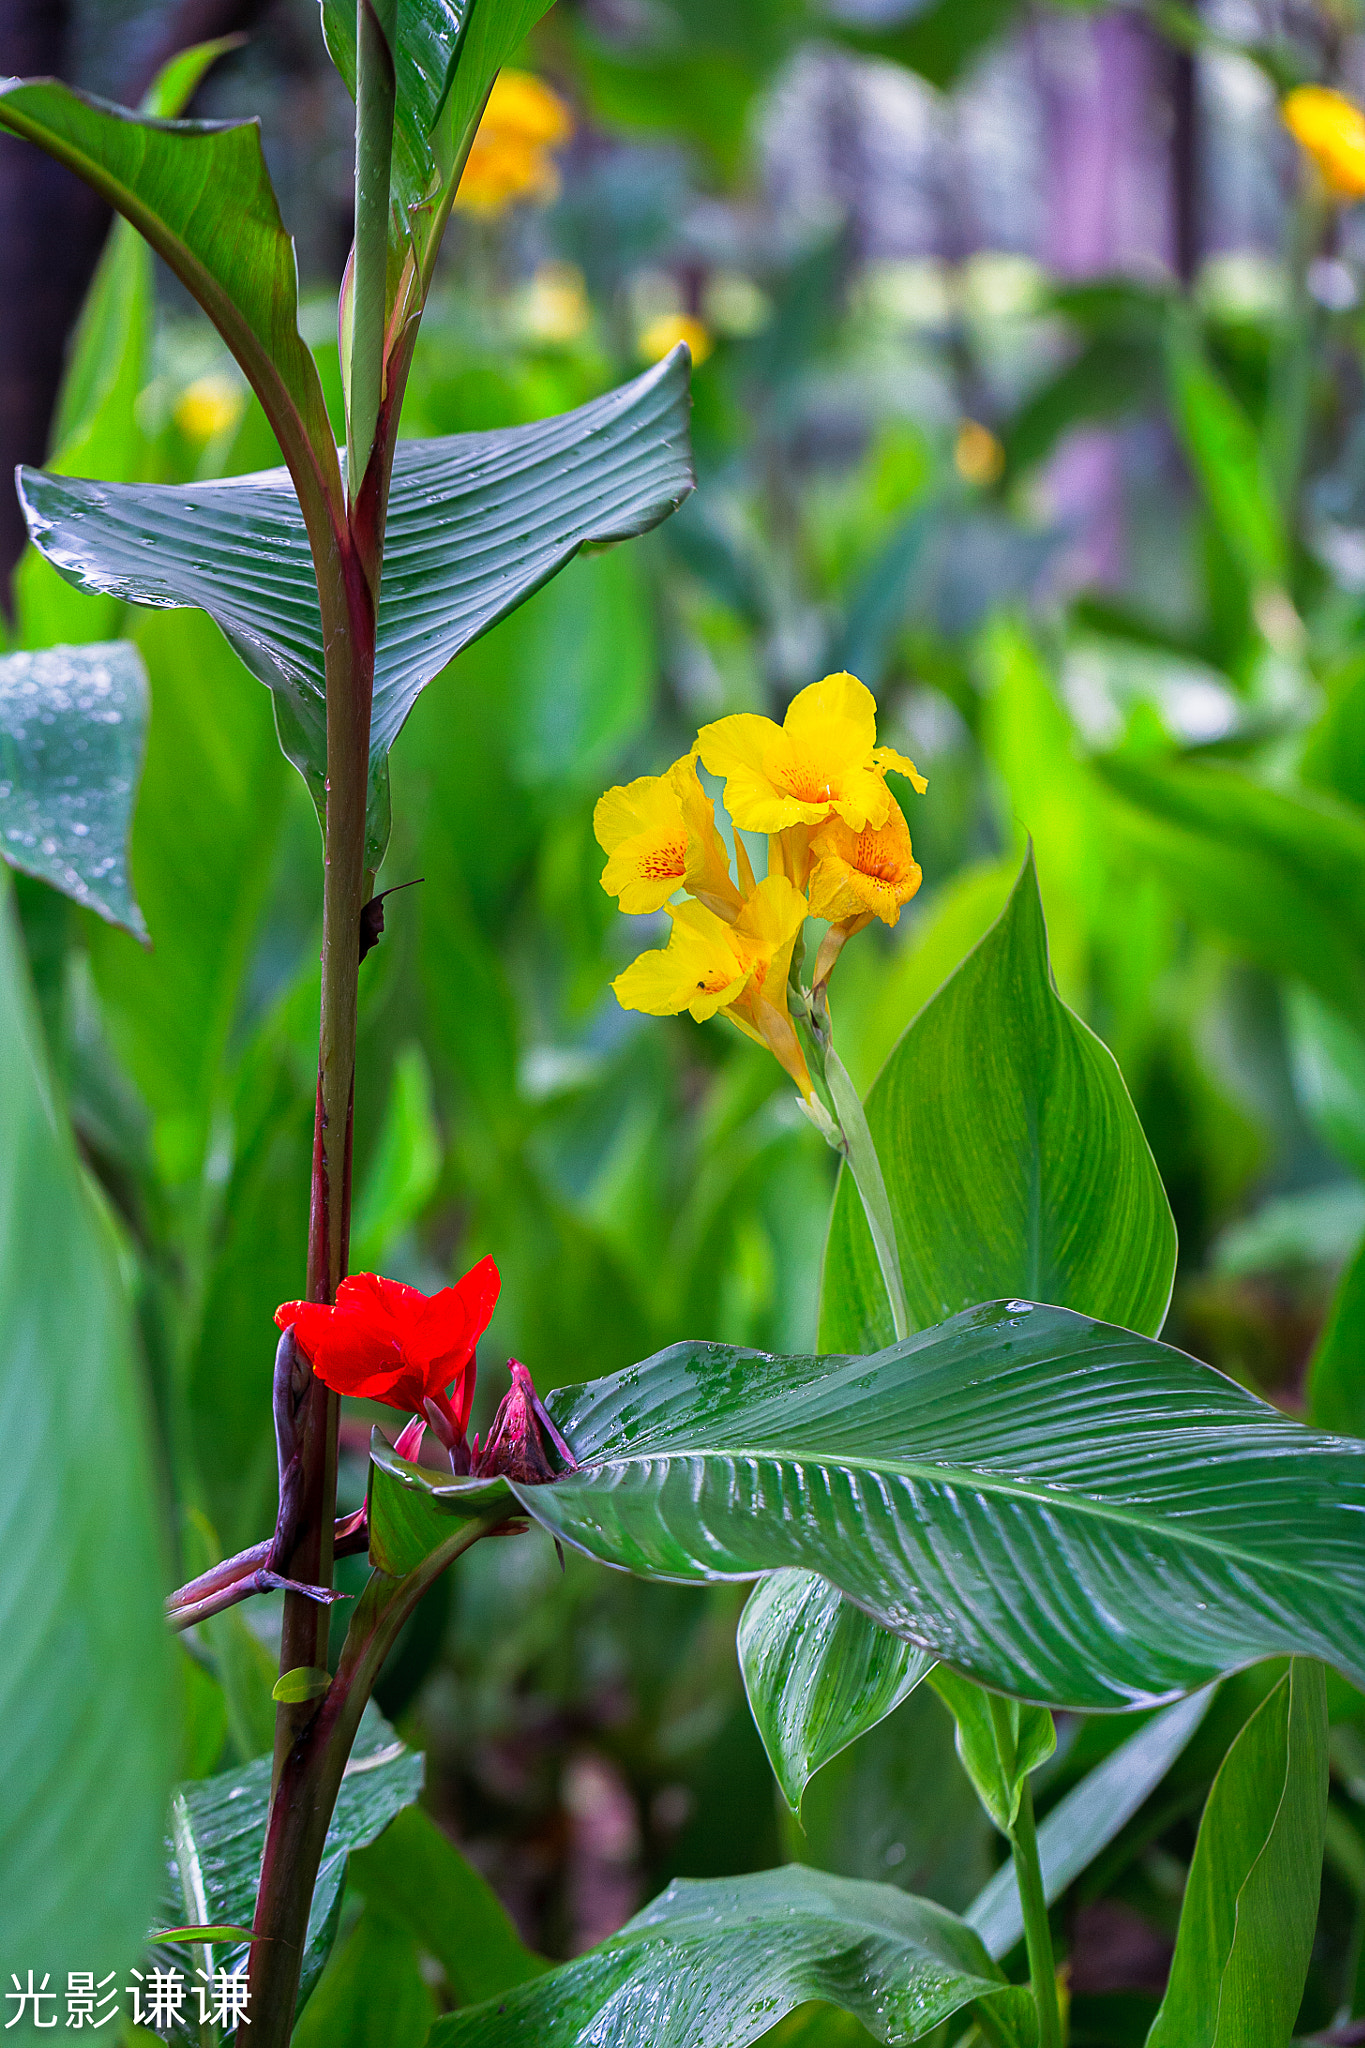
{"left": 988, "top": 1693, "right": 1063, "bottom": 2048}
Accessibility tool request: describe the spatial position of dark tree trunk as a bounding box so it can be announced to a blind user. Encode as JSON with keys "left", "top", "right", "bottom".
{"left": 0, "top": 0, "right": 271, "bottom": 611}
{"left": 0, "top": 0, "right": 107, "bottom": 608}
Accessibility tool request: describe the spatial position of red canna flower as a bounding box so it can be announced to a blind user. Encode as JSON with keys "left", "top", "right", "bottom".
{"left": 275, "top": 1259, "right": 500, "bottom": 1438}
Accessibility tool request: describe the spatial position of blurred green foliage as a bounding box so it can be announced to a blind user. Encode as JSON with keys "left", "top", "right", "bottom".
{"left": 9, "top": 0, "right": 1365, "bottom": 2032}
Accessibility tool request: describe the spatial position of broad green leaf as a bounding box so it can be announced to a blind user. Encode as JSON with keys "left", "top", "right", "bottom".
{"left": 1145, "top": 1659, "right": 1328, "bottom": 2048}
{"left": 0, "top": 642, "right": 148, "bottom": 934}
{"left": 1165, "top": 319, "right": 1287, "bottom": 593}
{"left": 926, "top": 1668, "right": 1054, "bottom": 1835}
{"left": 1096, "top": 753, "right": 1365, "bottom": 1031}
{"left": 156, "top": 1704, "right": 422, "bottom": 2015}
{"left": 1309, "top": 1232, "right": 1365, "bottom": 1439}
{"left": 21, "top": 349, "right": 693, "bottom": 866}
{"left": 291, "top": 1904, "right": 435, "bottom": 2048}
{"left": 368, "top": 1432, "right": 515, "bottom": 1578}
{"left": 349, "top": 1804, "right": 547, "bottom": 2003}
{"left": 820, "top": 853, "right": 1176, "bottom": 1355}
{"left": 496, "top": 1301, "right": 1365, "bottom": 1711}
{"left": 0, "top": 873, "right": 172, "bottom": 2001}
{"left": 738, "top": 1569, "right": 933, "bottom": 1813}
{"left": 965, "top": 1689, "right": 1212, "bottom": 1960}
{"left": 0, "top": 79, "right": 341, "bottom": 532}
{"left": 427, "top": 1867, "right": 1007, "bottom": 2048}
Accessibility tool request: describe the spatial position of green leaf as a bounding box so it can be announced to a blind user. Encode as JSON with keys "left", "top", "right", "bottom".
{"left": 0, "top": 78, "right": 341, "bottom": 532}
{"left": 738, "top": 1570, "right": 933, "bottom": 1814}
{"left": 1145, "top": 1659, "right": 1328, "bottom": 2048}
{"left": 1096, "top": 753, "right": 1365, "bottom": 1031}
{"left": 157, "top": 1704, "right": 422, "bottom": 2015}
{"left": 291, "top": 1904, "right": 435, "bottom": 2048}
{"left": 21, "top": 349, "right": 693, "bottom": 866}
{"left": 820, "top": 852, "right": 1176, "bottom": 1355}
{"left": 323, "top": 0, "right": 560, "bottom": 282}
{"left": 1309, "top": 1231, "right": 1365, "bottom": 1438}
{"left": 86, "top": 610, "right": 289, "bottom": 1186}
{"left": 427, "top": 1866, "right": 1007, "bottom": 2048}
{"left": 926, "top": 1668, "right": 1055, "bottom": 1835}
{"left": 321, "top": 0, "right": 466, "bottom": 221}
{"left": 1165, "top": 318, "right": 1287, "bottom": 593}
{"left": 351, "top": 1042, "right": 443, "bottom": 1271}
{"left": 368, "top": 1432, "right": 515, "bottom": 1577}
{"left": 1287, "top": 984, "right": 1365, "bottom": 1178}
{"left": 0, "top": 641, "right": 148, "bottom": 934}
{"left": 501, "top": 1301, "right": 1365, "bottom": 1711}
{"left": 349, "top": 1804, "right": 548, "bottom": 2003}
{"left": 0, "top": 872, "right": 172, "bottom": 1997}
{"left": 965, "top": 1689, "right": 1212, "bottom": 1960}
{"left": 148, "top": 1925, "right": 256, "bottom": 1944}
{"left": 271, "top": 1665, "right": 333, "bottom": 1703}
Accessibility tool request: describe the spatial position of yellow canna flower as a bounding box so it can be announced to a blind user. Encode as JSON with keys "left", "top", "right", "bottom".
{"left": 807, "top": 799, "right": 923, "bottom": 929}
{"left": 594, "top": 755, "right": 741, "bottom": 919}
{"left": 1283, "top": 85, "right": 1365, "bottom": 200}
{"left": 455, "top": 71, "right": 573, "bottom": 218}
{"left": 638, "top": 312, "right": 713, "bottom": 367}
{"left": 174, "top": 373, "right": 246, "bottom": 444}
{"left": 695, "top": 672, "right": 926, "bottom": 837}
{"left": 612, "top": 875, "right": 812, "bottom": 1094}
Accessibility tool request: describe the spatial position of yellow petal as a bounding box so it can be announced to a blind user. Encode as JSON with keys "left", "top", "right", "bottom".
{"left": 808, "top": 802, "right": 923, "bottom": 928}
{"left": 670, "top": 755, "right": 742, "bottom": 915}
{"left": 872, "top": 745, "right": 928, "bottom": 796}
{"left": 782, "top": 672, "right": 878, "bottom": 755}
{"left": 612, "top": 900, "right": 749, "bottom": 1021}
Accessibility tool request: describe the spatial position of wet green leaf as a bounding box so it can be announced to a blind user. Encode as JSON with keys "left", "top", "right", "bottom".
{"left": 0, "top": 641, "right": 147, "bottom": 934}
{"left": 738, "top": 1569, "right": 932, "bottom": 1814}
{"left": 21, "top": 350, "right": 692, "bottom": 867}
{"left": 504, "top": 1302, "right": 1365, "bottom": 1712}
{"left": 156, "top": 1704, "right": 422, "bottom": 2015}
{"left": 428, "top": 1867, "right": 1006, "bottom": 2048}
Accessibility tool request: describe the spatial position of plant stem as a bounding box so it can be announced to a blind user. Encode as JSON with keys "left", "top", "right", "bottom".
{"left": 244, "top": 1514, "right": 509, "bottom": 2048}
{"left": 347, "top": 0, "right": 397, "bottom": 498}
{"left": 821, "top": 1037, "right": 909, "bottom": 1342}
{"left": 1009, "top": 1778, "right": 1063, "bottom": 2048}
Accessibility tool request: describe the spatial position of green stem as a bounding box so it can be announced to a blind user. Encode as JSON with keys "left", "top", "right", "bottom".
{"left": 1009, "top": 1784, "right": 1063, "bottom": 2047}
{"left": 348, "top": 0, "right": 397, "bottom": 498}
{"left": 246, "top": 1513, "right": 511, "bottom": 2047}
{"left": 984, "top": 1694, "right": 1061, "bottom": 2048}
{"left": 820, "top": 1037, "right": 909, "bottom": 1343}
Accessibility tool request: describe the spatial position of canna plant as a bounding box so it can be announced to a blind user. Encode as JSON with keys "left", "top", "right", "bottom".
{"left": 2, "top": 12, "right": 1365, "bottom": 2048}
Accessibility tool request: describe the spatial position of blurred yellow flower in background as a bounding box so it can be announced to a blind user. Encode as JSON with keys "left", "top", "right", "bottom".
{"left": 594, "top": 755, "right": 741, "bottom": 918}
{"left": 174, "top": 373, "right": 246, "bottom": 444}
{"left": 638, "top": 311, "right": 713, "bottom": 366}
{"left": 695, "top": 673, "right": 925, "bottom": 836}
{"left": 954, "top": 417, "right": 1005, "bottom": 486}
{"left": 518, "top": 261, "right": 591, "bottom": 345}
{"left": 1283, "top": 85, "right": 1365, "bottom": 200}
{"left": 455, "top": 70, "right": 573, "bottom": 217}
